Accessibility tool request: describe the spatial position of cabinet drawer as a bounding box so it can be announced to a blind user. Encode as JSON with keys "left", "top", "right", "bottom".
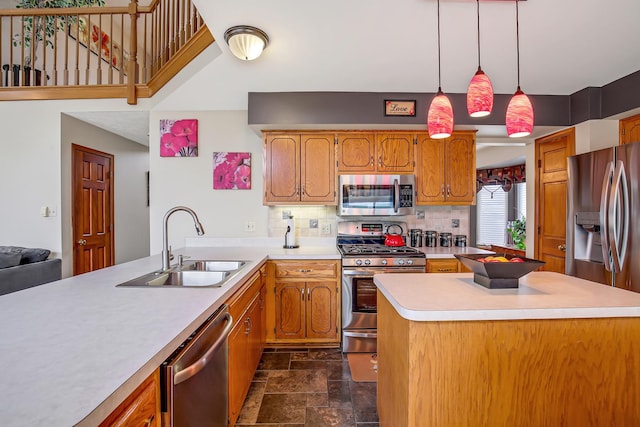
{"left": 275, "top": 261, "right": 338, "bottom": 278}
{"left": 426, "top": 259, "right": 459, "bottom": 273}
{"left": 227, "top": 268, "right": 265, "bottom": 323}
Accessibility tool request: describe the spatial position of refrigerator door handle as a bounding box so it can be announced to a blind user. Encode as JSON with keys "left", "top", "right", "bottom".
{"left": 608, "top": 160, "right": 629, "bottom": 273}
{"left": 599, "top": 161, "right": 615, "bottom": 272}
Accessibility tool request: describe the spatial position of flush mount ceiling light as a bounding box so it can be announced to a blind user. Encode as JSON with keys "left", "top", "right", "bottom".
{"left": 506, "top": 0, "right": 534, "bottom": 137}
{"left": 466, "top": 0, "right": 494, "bottom": 118}
{"left": 224, "top": 25, "right": 269, "bottom": 61}
{"left": 427, "top": 0, "right": 454, "bottom": 139}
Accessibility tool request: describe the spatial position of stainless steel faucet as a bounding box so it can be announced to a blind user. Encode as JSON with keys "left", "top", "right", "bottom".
{"left": 162, "top": 206, "right": 205, "bottom": 271}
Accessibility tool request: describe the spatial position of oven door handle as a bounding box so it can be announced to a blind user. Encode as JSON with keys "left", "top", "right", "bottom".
{"left": 342, "top": 267, "right": 426, "bottom": 276}
{"left": 343, "top": 330, "right": 378, "bottom": 339}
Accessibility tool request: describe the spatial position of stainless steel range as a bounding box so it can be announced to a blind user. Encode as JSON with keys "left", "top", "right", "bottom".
{"left": 338, "top": 221, "right": 426, "bottom": 353}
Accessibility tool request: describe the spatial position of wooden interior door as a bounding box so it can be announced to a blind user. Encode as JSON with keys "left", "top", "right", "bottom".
{"left": 72, "top": 144, "right": 114, "bottom": 275}
{"left": 619, "top": 113, "right": 640, "bottom": 145}
{"left": 535, "top": 128, "right": 575, "bottom": 273}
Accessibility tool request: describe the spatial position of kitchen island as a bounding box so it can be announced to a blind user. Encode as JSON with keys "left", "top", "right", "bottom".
{"left": 374, "top": 272, "right": 640, "bottom": 426}
{"left": 0, "top": 243, "right": 339, "bottom": 427}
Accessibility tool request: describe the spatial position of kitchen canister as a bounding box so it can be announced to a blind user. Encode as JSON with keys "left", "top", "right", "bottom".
{"left": 424, "top": 230, "right": 437, "bottom": 247}
{"left": 409, "top": 229, "right": 423, "bottom": 247}
{"left": 454, "top": 235, "right": 467, "bottom": 247}
{"left": 439, "top": 232, "right": 452, "bottom": 247}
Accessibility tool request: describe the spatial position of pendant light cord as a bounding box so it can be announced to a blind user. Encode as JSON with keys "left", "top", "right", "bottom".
{"left": 476, "top": 0, "right": 481, "bottom": 69}
{"left": 515, "top": 0, "right": 521, "bottom": 89}
{"left": 437, "top": 0, "right": 442, "bottom": 91}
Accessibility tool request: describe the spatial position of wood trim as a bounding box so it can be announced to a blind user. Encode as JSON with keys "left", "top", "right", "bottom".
{"left": 145, "top": 26, "right": 214, "bottom": 95}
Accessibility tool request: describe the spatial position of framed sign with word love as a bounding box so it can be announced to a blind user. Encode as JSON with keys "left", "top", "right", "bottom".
{"left": 384, "top": 100, "right": 416, "bottom": 117}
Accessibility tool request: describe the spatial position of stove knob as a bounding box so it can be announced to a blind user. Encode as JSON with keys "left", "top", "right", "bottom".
{"left": 407, "top": 259, "right": 413, "bottom": 265}
{"left": 381, "top": 259, "right": 388, "bottom": 266}
{"left": 398, "top": 259, "right": 405, "bottom": 265}
{"left": 356, "top": 259, "right": 363, "bottom": 266}
{"left": 364, "top": 259, "right": 371, "bottom": 266}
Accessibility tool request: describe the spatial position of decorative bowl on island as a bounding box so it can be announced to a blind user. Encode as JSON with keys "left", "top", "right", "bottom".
{"left": 454, "top": 253, "right": 545, "bottom": 289}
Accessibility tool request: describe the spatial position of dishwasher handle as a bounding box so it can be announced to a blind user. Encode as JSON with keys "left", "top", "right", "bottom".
{"left": 174, "top": 312, "right": 233, "bottom": 385}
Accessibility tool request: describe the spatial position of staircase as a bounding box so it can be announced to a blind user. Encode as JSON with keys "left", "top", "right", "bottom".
{"left": 0, "top": 0, "right": 213, "bottom": 104}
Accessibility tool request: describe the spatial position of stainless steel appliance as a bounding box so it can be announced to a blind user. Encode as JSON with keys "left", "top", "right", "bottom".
{"left": 338, "top": 174, "right": 416, "bottom": 216}
{"left": 566, "top": 141, "right": 639, "bottom": 292}
{"left": 338, "top": 221, "right": 426, "bottom": 352}
{"left": 161, "top": 305, "right": 233, "bottom": 426}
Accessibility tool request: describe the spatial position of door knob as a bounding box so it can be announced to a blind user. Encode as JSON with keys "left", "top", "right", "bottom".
{"left": 77, "top": 239, "right": 87, "bottom": 245}
{"left": 558, "top": 244, "right": 566, "bottom": 252}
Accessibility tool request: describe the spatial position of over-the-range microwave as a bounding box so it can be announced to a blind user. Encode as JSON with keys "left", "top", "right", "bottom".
{"left": 338, "top": 174, "right": 415, "bottom": 216}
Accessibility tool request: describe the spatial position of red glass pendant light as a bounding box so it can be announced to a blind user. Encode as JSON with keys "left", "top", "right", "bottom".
{"left": 428, "top": 0, "right": 453, "bottom": 139}
{"left": 467, "top": 0, "right": 494, "bottom": 117}
{"left": 506, "top": 0, "right": 534, "bottom": 137}
{"left": 428, "top": 89, "right": 454, "bottom": 138}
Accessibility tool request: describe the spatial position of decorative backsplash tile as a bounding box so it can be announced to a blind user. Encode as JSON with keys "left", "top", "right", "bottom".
{"left": 267, "top": 205, "right": 470, "bottom": 241}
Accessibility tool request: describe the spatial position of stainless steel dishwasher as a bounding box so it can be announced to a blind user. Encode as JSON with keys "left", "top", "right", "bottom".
{"left": 161, "top": 305, "right": 233, "bottom": 427}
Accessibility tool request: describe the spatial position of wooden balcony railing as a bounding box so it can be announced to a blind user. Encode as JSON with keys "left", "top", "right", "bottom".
{"left": 0, "top": 0, "right": 214, "bottom": 104}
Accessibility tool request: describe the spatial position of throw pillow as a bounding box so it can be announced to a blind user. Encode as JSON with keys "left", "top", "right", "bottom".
{"left": 19, "top": 248, "right": 51, "bottom": 264}
{"left": 0, "top": 252, "right": 22, "bottom": 269}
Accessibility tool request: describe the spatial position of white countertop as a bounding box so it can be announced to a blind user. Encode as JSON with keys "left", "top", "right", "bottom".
{"left": 0, "top": 243, "right": 339, "bottom": 427}
{"left": 375, "top": 272, "right": 640, "bottom": 321}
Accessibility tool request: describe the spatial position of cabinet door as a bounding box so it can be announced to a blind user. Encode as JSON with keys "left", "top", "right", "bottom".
{"left": 264, "top": 134, "right": 300, "bottom": 204}
{"left": 301, "top": 134, "right": 336, "bottom": 204}
{"left": 337, "top": 133, "right": 376, "bottom": 172}
{"left": 306, "top": 281, "right": 339, "bottom": 340}
{"left": 445, "top": 133, "right": 476, "bottom": 204}
{"left": 228, "top": 314, "right": 250, "bottom": 425}
{"left": 376, "top": 133, "right": 415, "bottom": 172}
{"left": 247, "top": 292, "right": 264, "bottom": 374}
{"left": 100, "top": 371, "right": 159, "bottom": 427}
{"left": 274, "top": 281, "right": 306, "bottom": 340}
{"left": 416, "top": 133, "right": 446, "bottom": 204}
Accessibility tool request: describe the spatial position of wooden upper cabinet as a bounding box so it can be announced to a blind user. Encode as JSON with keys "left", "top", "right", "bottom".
{"left": 263, "top": 132, "right": 336, "bottom": 205}
{"left": 416, "top": 131, "right": 476, "bottom": 205}
{"left": 264, "top": 134, "right": 300, "bottom": 203}
{"left": 337, "top": 133, "right": 376, "bottom": 172}
{"left": 301, "top": 134, "right": 336, "bottom": 203}
{"left": 620, "top": 113, "right": 640, "bottom": 145}
{"left": 376, "top": 133, "right": 415, "bottom": 172}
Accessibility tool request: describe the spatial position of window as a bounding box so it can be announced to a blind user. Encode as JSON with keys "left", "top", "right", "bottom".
{"left": 476, "top": 182, "right": 526, "bottom": 246}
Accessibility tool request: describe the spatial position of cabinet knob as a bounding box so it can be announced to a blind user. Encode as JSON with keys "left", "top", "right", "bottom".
{"left": 144, "top": 415, "right": 154, "bottom": 427}
{"left": 441, "top": 185, "right": 445, "bottom": 196}
{"left": 370, "top": 156, "right": 374, "bottom": 166}
{"left": 297, "top": 269, "right": 312, "bottom": 273}
{"left": 301, "top": 287, "right": 305, "bottom": 300}
{"left": 77, "top": 239, "right": 87, "bottom": 245}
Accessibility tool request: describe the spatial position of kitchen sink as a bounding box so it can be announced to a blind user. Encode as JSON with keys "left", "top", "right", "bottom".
{"left": 180, "top": 260, "right": 247, "bottom": 272}
{"left": 116, "top": 260, "right": 248, "bottom": 288}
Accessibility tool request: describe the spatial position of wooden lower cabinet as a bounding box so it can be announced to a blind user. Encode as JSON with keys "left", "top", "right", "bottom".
{"left": 427, "top": 258, "right": 471, "bottom": 273}
{"left": 99, "top": 370, "right": 160, "bottom": 427}
{"left": 266, "top": 260, "right": 341, "bottom": 345}
{"left": 227, "top": 267, "right": 266, "bottom": 426}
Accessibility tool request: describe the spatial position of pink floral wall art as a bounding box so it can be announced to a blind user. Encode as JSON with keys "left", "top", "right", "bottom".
{"left": 213, "top": 152, "right": 251, "bottom": 190}
{"left": 160, "top": 119, "right": 198, "bottom": 157}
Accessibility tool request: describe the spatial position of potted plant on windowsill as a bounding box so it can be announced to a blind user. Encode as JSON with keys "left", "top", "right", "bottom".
{"left": 9, "top": 0, "right": 105, "bottom": 85}
{"left": 507, "top": 217, "right": 526, "bottom": 250}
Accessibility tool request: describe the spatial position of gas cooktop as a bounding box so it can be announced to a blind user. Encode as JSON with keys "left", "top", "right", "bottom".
{"left": 338, "top": 243, "right": 423, "bottom": 256}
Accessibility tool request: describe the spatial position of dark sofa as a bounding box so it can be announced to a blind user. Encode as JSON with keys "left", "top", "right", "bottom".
{"left": 0, "top": 246, "right": 62, "bottom": 296}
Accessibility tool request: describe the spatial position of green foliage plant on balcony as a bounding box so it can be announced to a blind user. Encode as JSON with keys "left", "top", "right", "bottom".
{"left": 14, "top": 0, "right": 105, "bottom": 65}
{"left": 507, "top": 217, "right": 526, "bottom": 250}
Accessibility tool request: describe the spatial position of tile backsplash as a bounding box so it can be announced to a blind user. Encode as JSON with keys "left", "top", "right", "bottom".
{"left": 268, "top": 205, "right": 470, "bottom": 241}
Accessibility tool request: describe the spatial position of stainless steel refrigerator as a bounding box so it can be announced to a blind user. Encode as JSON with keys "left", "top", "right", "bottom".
{"left": 566, "top": 141, "right": 639, "bottom": 292}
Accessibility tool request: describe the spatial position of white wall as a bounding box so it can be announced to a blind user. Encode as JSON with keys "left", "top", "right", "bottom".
{"left": 0, "top": 98, "right": 152, "bottom": 276}
{"left": 148, "top": 110, "right": 269, "bottom": 254}
{"left": 61, "top": 114, "right": 150, "bottom": 277}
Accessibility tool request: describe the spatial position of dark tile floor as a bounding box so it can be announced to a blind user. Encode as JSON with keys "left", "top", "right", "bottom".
{"left": 236, "top": 348, "right": 378, "bottom": 427}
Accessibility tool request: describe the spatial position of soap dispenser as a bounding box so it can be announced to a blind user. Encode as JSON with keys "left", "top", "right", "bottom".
{"left": 283, "top": 215, "right": 299, "bottom": 249}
